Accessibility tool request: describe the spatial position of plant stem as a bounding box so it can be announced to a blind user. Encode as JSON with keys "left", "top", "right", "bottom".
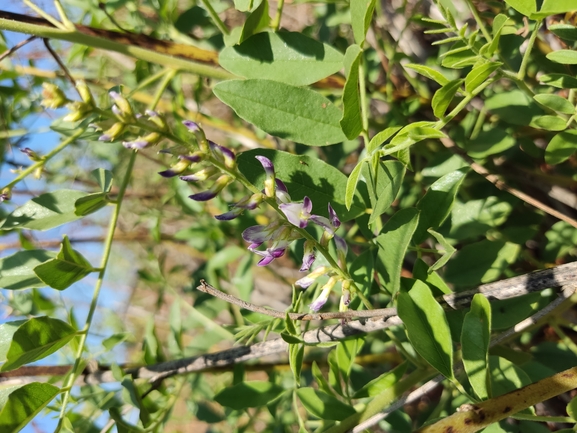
{"left": 56, "top": 150, "right": 137, "bottom": 431}
{"left": 463, "top": 0, "right": 491, "bottom": 42}
{"left": 271, "top": 0, "right": 285, "bottom": 31}
{"left": 200, "top": 0, "right": 229, "bottom": 35}
{"left": 148, "top": 69, "right": 178, "bottom": 110}
{"left": 517, "top": 20, "right": 542, "bottom": 81}
{"left": 2, "top": 127, "right": 86, "bottom": 191}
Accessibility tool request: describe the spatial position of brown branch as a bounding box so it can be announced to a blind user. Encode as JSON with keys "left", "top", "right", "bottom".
{"left": 0, "top": 35, "right": 37, "bottom": 62}
{"left": 197, "top": 279, "right": 398, "bottom": 321}
{"left": 441, "top": 136, "right": 577, "bottom": 229}
{"left": 42, "top": 38, "right": 77, "bottom": 89}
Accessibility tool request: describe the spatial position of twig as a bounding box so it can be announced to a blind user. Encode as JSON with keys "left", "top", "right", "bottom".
{"left": 97, "top": 2, "right": 129, "bottom": 33}
{"left": 441, "top": 137, "right": 577, "bottom": 229}
{"left": 197, "top": 279, "right": 397, "bottom": 321}
{"left": 42, "top": 38, "right": 78, "bottom": 90}
{"left": 0, "top": 35, "right": 37, "bottom": 62}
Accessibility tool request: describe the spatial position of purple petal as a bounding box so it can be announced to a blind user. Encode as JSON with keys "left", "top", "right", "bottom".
{"left": 275, "top": 179, "right": 288, "bottom": 193}
{"left": 328, "top": 203, "right": 341, "bottom": 229}
{"left": 145, "top": 110, "right": 158, "bottom": 117}
{"left": 257, "top": 255, "right": 276, "bottom": 266}
{"left": 158, "top": 169, "right": 177, "bottom": 178}
{"left": 279, "top": 202, "right": 308, "bottom": 228}
{"left": 309, "top": 297, "right": 327, "bottom": 312}
{"left": 255, "top": 155, "right": 275, "bottom": 176}
{"left": 99, "top": 134, "right": 112, "bottom": 142}
{"left": 109, "top": 91, "right": 121, "bottom": 100}
{"left": 189, "top": 190, "right": 217, "bottom": 201}
{"left": 179, "top": 152, "right": 203, "bottom": 163}
{"left": 303, "top": 196, "right": 313, "bottom": 214}
{"left": 20, "top": 148, "right": 34, "bottom": 157}
{"left": 215, "top": 208, "right": 243, "bottom": 220}
{"left": 242, "top": 225, "right": 271, "bottom": 244}
{"left": 123, "top": 140, "right": 148, "bottom": 149}
{"left": 111, "top": 105, "right": 122, "bottom": 116}
{"left": 334, "top": 235, "right": 348, "bottom": 256}
{"left": 300, "top": 252, "right": 315, "bottom": 272}
{"left": 182, "top": 120, "right": 200, "bottom": 131}
{"left": 310, "top": 215, "right": 334, "bottom": 234}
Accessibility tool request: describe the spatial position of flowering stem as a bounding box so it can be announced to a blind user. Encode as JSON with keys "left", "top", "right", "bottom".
{"left": 1, "top": 127, "right": 85, "bottom": 191}
{"left": 56, "top": 149, "right": 137, "bottom": 430}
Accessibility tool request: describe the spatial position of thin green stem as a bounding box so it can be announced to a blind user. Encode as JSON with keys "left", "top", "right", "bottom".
{"left": 463, "top": 0, "right": 491, "bottom": 42}
{"left": 127, "top": 68, "right": 174, "bottom": 99}
{"left": 23, "top": 0, "right": 66, "bottom": 30}
{"left": 56, "top": 151, "right": 137, "bottom": 431}
{"left": 511, "top": 414, "right": 575, "bottom": 423}
{"left": 517, "top": 20, "right": 542, "bottom": 81}
{"left": 200, "top": 0, "right": 229, "bottom": 35}
{"left": 2, "top": 127, "right": 86, "bottom": 191}
{"left": 147, "top": 69, "right": 178, "bottom": 110}
{"left": 271, "top": 0, "right": 285, "bottom": 31}
{"left": 551, "top": 322, "right": 577, "bottom": 356}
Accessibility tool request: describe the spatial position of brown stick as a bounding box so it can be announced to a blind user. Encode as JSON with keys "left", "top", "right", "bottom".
{"left": 0, "top": 35, "right": 37, "bottom": 62}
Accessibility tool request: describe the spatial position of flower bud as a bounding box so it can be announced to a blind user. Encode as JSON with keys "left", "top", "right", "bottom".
{"left": 41, "top": 83, "right": 69, "bottom": 109}
{"left": 63, "top": 101, "right": 92, "bottom": 122}
{"left": 76, "top": 80, "right": 94, "bottom": 106}
{"left": 189, "top": 175, "right": 232, "bottom": 201}
{"left": 109, "top": 91, "right": 134, "bottom": 121}
{"left": 295, "top": 266, "right": 329, "bottom": 289}
{"left": 20, "top": 148, "right": 43, "bottom": 162}
{"left": 158, "top": 158, "right": 192, "bottom": 178}
{"left": 145, "top": 110, "right": 167, "bottom": 130}
{"left": 99, "top": 122, "right": 125, "bottom": 142}
{"left": 310, "top": 276, "right": 338, "bottom": 312}
{"left": 0, "top": 187, "right": 12, "bottom": 202}
{"left": 180, "top": 166, "right": 218, "bottom": 182}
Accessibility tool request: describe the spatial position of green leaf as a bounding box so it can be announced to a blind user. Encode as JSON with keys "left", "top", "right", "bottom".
{"left": 367, "top": 126, "right": 402, "bottom": 154}
{"left": 462, "top": 294, "right": 492, "bottom": 400}
{"left": 289, "top": 343, "right": 304, "bottom": 386}
{"left": 351, "top": 0, "right": 376, "bottom": 45}
{"left": 462, "top": 127, "right": 516, "bottom": 158}
{"left": 213, "top": 79, "right": 347, "bottom": 146}
{"left": 398, "top": 279, "right": 454, "bottom": 378}
{"left": 566, "top": 395, "right": 577, "bottom": 421}
{"left": 336, "top": 338, "right": 360, "bottom": 383}
{"left": 465, "top": 62, "right": 501, "bottom": 93}
{"left": 0, "top": 321, "right": 26, "bottom": 362}
{"left": 92, "top": 168, "right": 113, "bottom": 193}
{"left": 1, "top": 316, "right": 76, "bottom": 371}
{"left": 427, "top": 229, "right": 456, "bottom": 272}
{"left": 102, "top": 332, "right": 134, "bottom": 351}
{"left": 546, "top": 50, "right": 577, "bottom": 65}
{"left": 432, "top": 79, "right": 462, "bottom": 119}
{"left": 219, "top": 32, "right": 344, "bottom": 86}
{"left": 340, "top": 44, "right": 363, "bottom": 139}
{"left": 33, "top": 235, "right": 95, "bottom": 291}
{"left": 485, "top": 89, "right": 543, "bottom": 126}
{"left": 74, "top": 192, "right": 109, "bottom": 216}
{"left": 0, "top": 250, "right": 56, "bottom": 290}
{"left": 404, "top": 64, "right": 450, "bottom": 86}
{"left": 365, "top": 161, "right": 405, "bottom": 224}
{"left": 540, "top": 74, "right": 577, "bottom": 89}
{"left": 296, "top": 388, "right": 356, "bottom": 420}
{"left": 0, "top": 382, "right": 59, "bottom": 433}
{"left": 214, "top": 381, "right": 283, "bottom": 410}
{"left": 353, "top": 362, "right": 408, "bottom": 398}
{"left": 240, "top": 0, "right": 269, "bottom": 43}
{"left": 414, "top": 168, "right": 468, "bottom": 243}
{"left": 345, "top": 159, "right": 365, "bottom": 211}
{"left": 504, "top": 0, "right": 535, "bottom": 16}
{"left": 481, "top": 15, "right": 512, "bottom": 57}
{"left": 449, "top": 197, "right": 513, "bottom": 240}
{"left": 549, "top": 24, "right": 577, "bottom": 41}
{"left": 530, "top": 115, "right": 567, "bottom": 131}
{"left": 0, "top": 189, "right": 89, "bottom": 231}
{"left": 311, "top": 361, "right": 334, "bottom": 396}
{"left": 375, "top": 208, "right": 419, "bottom": 295}
{"left": 533, "top": 0, "right": 577, "bottom": 18}
{"left": 444, "top": 240, "right": 520, "bottom": 287}
{"left": 545, "top": 130, "right": 577, "bottom": 165}
{"left": 533, "top": 94, "right": 575, "bottom": 114}
{"left": 237, "top": 149, "right": 365, "bottom": 221}
{"left": 489, "top": 356, "right": 531, "bottom": 397}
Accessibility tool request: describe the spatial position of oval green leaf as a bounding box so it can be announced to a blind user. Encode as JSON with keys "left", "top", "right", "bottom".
{"left": 432, "top": 79, "right": 462, "bottom": 119}
{"left": 213, "top": 79, "right": 346, "bottom": 146}
{"left": 365, "top": 160, "right": 405, "bottom": 224}
{"left": 2, "top": 316, "right": 76, "bottom": 371}
{"left": 549, "top": 24, "right": 577, "bottom": 41}
{"left": 398, "top": 279, "right": 454, "bottom": 378}
{"left": 340, "top": 44, "right": 363, "bottom": 139}
{"left": 375, "top": 208, "right": 419, "bottom": 295}
{"left": 219, "top": 32, "right": 344, "bottom": 86}
{"left": 504, "top": 0, "right": 535, "bottom": 16}
{"left": 0, "top": 189, "right": 89, "bottom": 231}
{"left": 296, "top": 388, "right": 357, "bottom": 420}
{"left": 237, "top": 149, "right": 365, "bottom": 221}
{"left": 345, "top": 159, "right": 365, "bottom": 210}
{"left": 0, "top": 250, "right": 56, "bottom": 290}
{"left": 214, "top": 381, "right": 284, "bottom": 410}
{"left": 546, "top": 50, "right": 577, "bottom": 65}
{"left": 540, "top": 74, "right": 577, "bottom": 89}
{"left": 462, "top": 294, "right": 492, "bottom": 400}
{"left": 530, "top": 115, "right": 567, "bottom": 131}
{"left": 533, "top": 94, "right": 575, "bottom": 114}
{"left": 0, "top": 382, "right": 59, "bottom": 433}
{"left": 404, "top": 64, "right": 450, "bottom": 86}
{"left": 465, "top": 62, "right": 501, "bottom": 93}
{"left": 545, "top": 130, "right": 577, "bottom": 165}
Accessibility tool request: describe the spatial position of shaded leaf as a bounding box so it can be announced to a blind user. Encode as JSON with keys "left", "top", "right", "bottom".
{"left": 398, "top": 279, "right": 454, "bottom": 378}
{"left": 214, "top": 381, "right": 284, "bottom": 410}
{"left": 213, "top": 79, "right": 346, "bottom": 146}
{"left": 533, "top": 94, "right": 575, "bottom": 114}
{"left": 545, "top": 130, "right": 577, "bottom": 165}
{"left": 340, "top": 44, "right": 363, "bottom": 139}
{"left": 353, "top": 362, "right": 408, "bottom": 398}
{"left": 375, "top": 208, "right": 419, "bottom": 295}
{"left": 462, "top": 294, "right": 492, "bottom": 400}
{"left": 240, "top": 0, "right": 269, "bottom": 42}
{"left": 432, "top": 79, "right": 462, "bottom": 119}
{"left": 365, "top": 160, "right": 405, "bottom": 224}
{"left": 540, "top": 74, "right": 577, "bottom": 89}
{"left": 92, "top": 168, "right": 113, "bottom": 193}
{"left": 549, "top": 24, "right": 577, "bottom": 41}
{"left": 1, "top": 316, "right": 76, "bottom": 371}
{"left": 345, "top": 159, "right": 365, "bottom": 211}
{"left": 427, "top": 229, "right": 456, "bottom": 272}
{"left": 0, "top": 250, "right": 56, "bottom": 290}
{"left": 0, "top": 190, "right": 89, "bottom": 231}
{"left": 351, "top": 0, "right": 376, "bottom": 45}
{"left": 74, "top": 192, "right": 109, "bottom": 216}
{"left": 296, "top": 388, "right": 356, "bottom": 420}
{"left": 0, "top": 382, "right": 59, "bottom": 433}
{"left": 219, "top": 32, "right": 344, "bottom": 86}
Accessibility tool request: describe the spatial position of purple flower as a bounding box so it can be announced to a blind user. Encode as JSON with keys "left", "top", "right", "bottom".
{"left": 179, "top": 152, "right": 204, "bottom": 163}
{"left": 158, "top": 158, "right": 192, "bottom": 178}
{"left": 252, "top": 241, "right": 290, "bottom": 266}
{"left": 300, "top": 240, "right": 316, "bottom": 272}
{"left": 295, "top": 266, "right": 329, "bottom": 289}
{"left": 215, "top": 207, "right": 244, "bottom": 221}
{"left": 180, "top": 166, "right": 218, "bottom": 182}
{"left": 189, "top": 175, "right": 231, "bottom": 201}
{"left": 123, "top": 140, "right": 148, "bottom": 150}
{"left": 309, "top": 277, "right": 338, "bottom": 312}
{"left": 256, "top": 156, "right": 276, "bottom": 198}
{"left": 334, "top": 235, "right": 348, "bottom": 267}
{"left": 212, "top": 144, "right": 236, "bottom": 169}
{"left": 328, "top": 203, "right": 341, "bottom": 229}
{"left": 242, "top": 221, "right": 283, "bottom": 249}
{"left": 182, "top": 120, "right": 200, "bottom": 132}
{"left": 275, "top": 179, "right": 291, "bottom": 203}
{"left": 279, "top": 196, "right": 312, "bottom": 228}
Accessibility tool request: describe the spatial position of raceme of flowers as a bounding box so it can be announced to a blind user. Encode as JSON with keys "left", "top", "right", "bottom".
{"left": 39, "top": 85, "right": 352, "bottom": 312}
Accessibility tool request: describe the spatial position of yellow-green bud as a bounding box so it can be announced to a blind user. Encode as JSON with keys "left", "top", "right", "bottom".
{"left": 41, "top": 83, "right": 69, "bottom": 109}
